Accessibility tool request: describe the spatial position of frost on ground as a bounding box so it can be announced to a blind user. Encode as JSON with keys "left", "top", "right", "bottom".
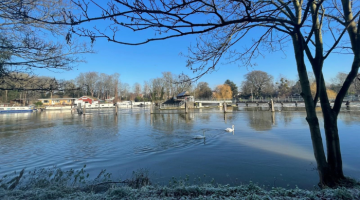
{"left": 0, "top": 166, "right": 359, "bottom": 200}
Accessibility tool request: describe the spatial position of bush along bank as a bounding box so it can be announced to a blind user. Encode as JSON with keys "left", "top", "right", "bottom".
{"left": 0, "top": 166, "right": 359, "bottom": 200}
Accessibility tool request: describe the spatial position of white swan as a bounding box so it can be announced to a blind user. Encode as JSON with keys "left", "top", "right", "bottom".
{"left": 225, "top": 125, "right": 235, "bottom": 132}
{"left": 194, "top": 131, "right": 206, "bottom": 139}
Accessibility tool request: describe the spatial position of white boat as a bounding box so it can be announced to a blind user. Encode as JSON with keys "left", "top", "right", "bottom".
{"left": 83, "top": 103, "right": 115, "bottom": 109}
{"left": 45, "top": 106, "right": 73, "bottom": 110}
{"left": 45, "top": 103, "right": 116, "bottom": 110}
{"left": 117, "top": 101, "right": 132, "bottom": 107}
{"left": 133, "top": 102, "right": 152, "bottom": 107}
{"left": 0, "top": 106, "right": 34, "bottom": 113}
{"left": 117, "top": 101, "right": 152, "bottom": 107}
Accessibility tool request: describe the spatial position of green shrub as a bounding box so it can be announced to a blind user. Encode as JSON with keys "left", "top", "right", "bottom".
{"left": 34, "top": 101, "right": 43, "bottom": 107}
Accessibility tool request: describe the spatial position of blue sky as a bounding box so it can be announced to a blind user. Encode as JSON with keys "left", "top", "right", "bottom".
{"left": 38, "top": 34, "right": 352, "bottom": 90}
{"left": 35, "top": 4, "right": 354, "bottom": 90}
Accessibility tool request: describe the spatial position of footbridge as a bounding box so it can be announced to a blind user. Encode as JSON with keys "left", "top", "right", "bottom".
{"left": 161, "top": 97, "right": 360, "bottom": 109}
{"left": 194, "top": 97, "right": 360, "bottom": 108}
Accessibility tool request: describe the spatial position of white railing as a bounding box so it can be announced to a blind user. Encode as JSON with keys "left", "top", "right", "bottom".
{"left": 236, "top": 96, "right": 360, "bottom": 102}
{"left": 237, "top": 97, "right": 304, "bottom": 102}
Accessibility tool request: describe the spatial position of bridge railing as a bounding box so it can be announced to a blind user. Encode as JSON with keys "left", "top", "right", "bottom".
{"left": 237, "top": 97, "right": 304, "bottom": 102}
{"left": 343, "top": 96, "right": 360, "bottom": 102}
{"left": 236, "top": 96, "right": 360, "bottom": 102}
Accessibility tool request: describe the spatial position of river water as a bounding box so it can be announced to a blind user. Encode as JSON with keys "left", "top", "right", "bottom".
{"left": 0, "top": 107, "right": 359, "bottom": 189}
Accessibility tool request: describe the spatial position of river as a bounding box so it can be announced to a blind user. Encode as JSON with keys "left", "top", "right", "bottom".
{"left": 0, "top": 107, "right": 359, "bottom": 189}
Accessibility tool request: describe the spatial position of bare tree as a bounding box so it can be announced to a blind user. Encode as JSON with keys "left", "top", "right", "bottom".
{"left": 162, "top": 72, "right": 174, "bottom": 99}
{"left": 120, "top": 82, "right": 130, "bottom": 100}
{"left": 173, "top": 74, "right": 191, "bottom": 95}
{"left": 76, "top": 73, "right": 87, "bottom": 95}
{"left": 133, "top": 82, "right": 142, "bottom": 96}
{"left": 0, "top": 0, "right": 92, "bottom": 90}
{"left": 242, "top": 71, "right": 274, "bottom": 98}
{"left": 195, "top": 82, "right": 212, "bottom": 99}
{"left": 150, "top": 78, "right": 165, "bottom": 101}
{"left": 329, "top": 72, "right": 356, "bottom": 94}
{"left": 85, "top": 72, "right": 99, "bottom": 97}
{"left": 75, "top": 72, "right": 99, "bottom": 97}
{"left": 112, "top": 73, "right": 120, "bottom": 102}
{"left": 143, "top": 81, "right": 150, "bottom": 99}
{"left": 95, "top": 77, "right": 103, "bottom": 99}
{"left": 34, "top": 0, "right": 360, "bottom": 187}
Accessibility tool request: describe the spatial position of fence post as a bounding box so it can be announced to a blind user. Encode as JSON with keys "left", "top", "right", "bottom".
{"left": 83, "top": 104, "right": 86, "bottom": 115}
{"left": 271, "top": 111, "right": 275, "bottom": 125}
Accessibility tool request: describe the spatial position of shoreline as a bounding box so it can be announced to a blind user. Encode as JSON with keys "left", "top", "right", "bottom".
{"left": 1, "top": 168, "right": 359, "bottom": 199}
{"left": 1, "top": 180, "right": 359, "bottom": 199}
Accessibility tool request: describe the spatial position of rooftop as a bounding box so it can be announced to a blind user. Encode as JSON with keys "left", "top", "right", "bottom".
{"left": 177, "top": 91, "right": 190, "bottom": 97}
{"left": 38, "top": 98, "right": 76, "bottom": 100}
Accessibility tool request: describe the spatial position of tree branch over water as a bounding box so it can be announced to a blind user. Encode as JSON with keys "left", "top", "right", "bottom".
{"left": 0, "top": 0, "right": 93, "bottom": 90}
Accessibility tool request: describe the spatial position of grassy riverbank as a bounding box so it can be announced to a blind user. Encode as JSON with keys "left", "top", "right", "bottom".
{"left": 1, "top": 167, "right": 359, "bottom": 200}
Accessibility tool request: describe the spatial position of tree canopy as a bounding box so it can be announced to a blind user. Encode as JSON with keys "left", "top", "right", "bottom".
{"left": 214, "top": 84, "right": 232, "bottom": 99}
{"left": 242, "top": 71, "right": 274, "bottom": 98}
{"left": 224, "top": 79, "right": 238, "bottom": 98}
{"left": 276, "top": 77, "right": 292, "bottom": 97}
{"left": 195, "top": 82, "right": 212, "bottom": 99}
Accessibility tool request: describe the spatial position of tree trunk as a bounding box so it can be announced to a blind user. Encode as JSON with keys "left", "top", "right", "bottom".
{"left": 292, "top": 32, "right": 331, "bottom": 187}
{"left": 24, "top": 92, "right": 26, "bottom": 106}
{"left": 315, "top": 56, "right": 360, "bottom": 187}
{"left": 5, "top": 90, "right": 7, "bottom": 102}
{"left": 323, "top": 114, "right": 344, "bottom": 178}
{"left": 317, "top": 73, "right": 345, "bottom": 183}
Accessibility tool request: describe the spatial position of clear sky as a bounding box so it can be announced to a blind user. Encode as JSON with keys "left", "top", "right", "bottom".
{"left": 35, "top": 4, "right": 354, "bottom": 90}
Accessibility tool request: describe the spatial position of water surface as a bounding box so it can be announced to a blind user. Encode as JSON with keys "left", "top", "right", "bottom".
{"left": 0, "top": 107, "right": 359, "bottom": 189}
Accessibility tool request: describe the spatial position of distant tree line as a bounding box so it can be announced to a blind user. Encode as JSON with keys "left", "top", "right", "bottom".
{"left": 2, "top": 70, "right": 359, "bottom": 104}
{"left": 0, "top": 74, "right": 79, "bottom": 104}
{"left": 238, "top": 71, "right": 360, "bottom": 100}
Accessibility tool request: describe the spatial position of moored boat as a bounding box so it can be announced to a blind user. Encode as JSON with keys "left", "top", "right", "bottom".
{"left": 45, "top": 106, "right": 73, "bottom": 110}
{"left": 0, "top": 107, "right": 34, "bottom": 113}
